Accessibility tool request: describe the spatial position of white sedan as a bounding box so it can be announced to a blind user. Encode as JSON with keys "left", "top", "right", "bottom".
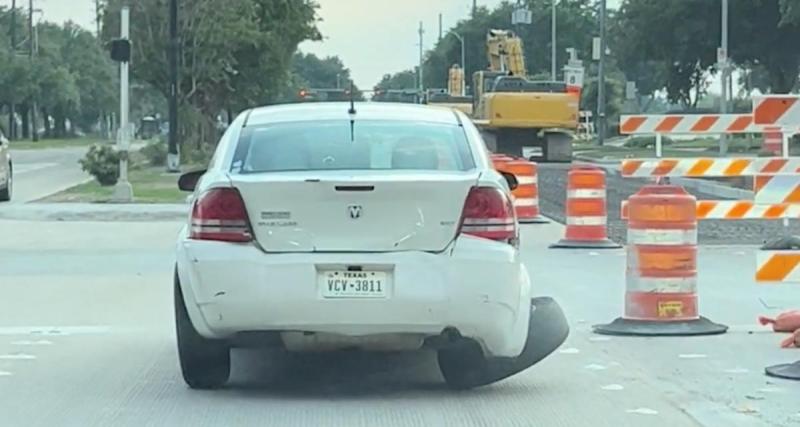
{"left": 174, "top": 102, "right": 568, "bottom": 389}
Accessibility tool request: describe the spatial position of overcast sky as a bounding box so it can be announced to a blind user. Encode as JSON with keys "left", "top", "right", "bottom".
{"left": 10, "top": 0, "right": 629, "bottom": 89}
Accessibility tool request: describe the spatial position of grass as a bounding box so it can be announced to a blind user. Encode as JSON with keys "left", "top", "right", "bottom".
{"left": 43, "top": 166, "right": 187, "bottom": 204}
{"left": 10, "top": 137, "right": 108, "bottom": 150}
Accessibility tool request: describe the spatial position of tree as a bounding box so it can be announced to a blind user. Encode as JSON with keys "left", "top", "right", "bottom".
{"left": 613, "top": 0, "right": 719, "bottom": 108}
{"left": 730, "top": 0, "right": 800, "bottom": 94}
{"left": 102, "top": 0, "right": 321, "bottom": 146}
{"left": 375, "top": 70, "right": 417, "bottom": 90}
{"left": 284, "top": 52, "right": 363, "bottom": 101}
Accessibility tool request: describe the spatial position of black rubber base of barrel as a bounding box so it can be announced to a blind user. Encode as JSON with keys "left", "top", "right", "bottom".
{"left": 519, "top": 216, "right": 549, "bottom": 224}
{"left": 549, "top": 238, "right": 622, "bottom": 249}
{"left": 765, "top": 361, "right": 800, "bottom": 380}
{"left": 593, "top": 317, "right": 728, "bottom": 337}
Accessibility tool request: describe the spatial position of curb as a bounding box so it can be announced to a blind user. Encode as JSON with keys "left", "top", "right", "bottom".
{"left": 0, "top": 203, "right": 189, "bottom": 222}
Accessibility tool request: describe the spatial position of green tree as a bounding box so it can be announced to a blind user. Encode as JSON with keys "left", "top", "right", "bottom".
{"left": 102, "top": 0, "right": 320, "bottom": 146}
{"left": 375, "top": 70, "right": 417, "bottom": 90}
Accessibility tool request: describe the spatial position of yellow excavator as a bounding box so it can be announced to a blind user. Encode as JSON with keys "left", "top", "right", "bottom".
{"left": 425, "top": 64, "right": 474, "bottom": 115}
{"left": 472, "top": 29, "right": 579, "bottom": 162}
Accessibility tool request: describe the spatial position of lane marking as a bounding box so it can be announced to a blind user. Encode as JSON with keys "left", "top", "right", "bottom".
{"left": 0, "top": 371, "right": 11, "bottom": 376}
{"left": 11, "top": 340, "right": 53, "bottom": 346}
{"left": 601, "top": 384, "right": 624, "bottom": 391}
{"left": 14, "top": 162, "right": 58, "bottom": 174}
{"left": 559, "top": 347, "right": 580, "bottom": 354}
{"left": 678, "top": 354, "right": 708, "bottom": 359}
{"left": 724, "top": 367, "right": 750, "bottom": 374}
{"left": 584, "top": 363, "right": 607, "bottom": 371}
{"left": 589, "top": 336, "right": 611, "bottom": 342}
{"left": 0, "top": 326, "right": 111, "bottom": 336}
{"left": 0, "top": 354, "right": 36, "bottom": 360}
{"left": 626, "top": 408, "right": 659, "bottom": 415}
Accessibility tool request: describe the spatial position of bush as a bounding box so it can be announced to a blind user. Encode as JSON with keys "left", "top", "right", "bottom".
{"left": 624, "top": 135, "right": 675, "bottom": 148}
{"left": 181, "top": 142, "right": 215, "bottom": 167}
{"left": 79, "top": 144, "right": 120, "bottom": 186}
{"left": 141, "top": 139, "right": 168, "bottom": 166}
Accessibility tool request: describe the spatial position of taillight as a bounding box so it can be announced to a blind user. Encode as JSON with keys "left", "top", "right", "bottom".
{"left": 190, "top": 188, "right": 252, "bottom": 242}
{"left": 459, "top": 186, "right": 518, "bottom": 244}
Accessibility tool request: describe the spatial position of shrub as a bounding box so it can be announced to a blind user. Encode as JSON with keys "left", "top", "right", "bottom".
{"left": 141, "top": 139, "right": 168, "bottom": 166}
{"left": 181, "top": 142, "right": 215, "bottom": 167}
{"left": 79, "top": 144, "right": 120, "bottom": 186}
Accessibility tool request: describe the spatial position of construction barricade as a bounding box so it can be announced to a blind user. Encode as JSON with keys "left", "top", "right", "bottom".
{"left": 752, "top": 94, "right": 800, "bottom": 380}
{"left": 550, "top": 165, "right": 620, "bottom": 249}
{"left": 492, "top": 156, "right": 548, "bottom": 224}
{"left": 594, "top": 185, "right": 728, "bottom": 336}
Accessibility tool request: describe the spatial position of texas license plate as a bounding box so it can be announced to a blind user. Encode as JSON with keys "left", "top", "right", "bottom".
{"left": 319, "top": 270, "right": 389, "bottom": 299}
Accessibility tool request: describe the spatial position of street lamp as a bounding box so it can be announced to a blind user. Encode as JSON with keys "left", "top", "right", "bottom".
{"left": 448, "top": 31, "right": 466, "bottom": 96}
{"left": 551, "top": 0, "right": 557, "bottom": 81}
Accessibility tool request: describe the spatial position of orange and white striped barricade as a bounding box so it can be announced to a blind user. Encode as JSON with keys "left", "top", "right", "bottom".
{"left": 502, "top": 160, "right": 548, "bottom": 224}
{"left": 754, "top": 95, "right": 800, "bottom": 381}
{"left": 492, "top": 157, "right": 548, "bottom": 223}
{"left": 594, "top": 185, "right": 728, "bottom": 336}
{"left": 550, "top": 165, "right": 621, "bottom": 249}
{"left": 756, "top": 236, "right": 800, "bottom": 380}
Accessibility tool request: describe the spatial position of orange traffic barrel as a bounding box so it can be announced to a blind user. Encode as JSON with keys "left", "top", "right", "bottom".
{"left": 550, "top": 165, "right": 620, "bottom": 248}
{"left": 501, "top": 160, "right": 548, "bottom": 224}
{"left": 593, "top": 185, "right": 728, "bottom": 336}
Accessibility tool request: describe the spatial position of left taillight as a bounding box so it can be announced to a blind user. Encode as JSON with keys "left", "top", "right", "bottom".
{"left": 190, "top": 188, "right": 252, "bottom": 242}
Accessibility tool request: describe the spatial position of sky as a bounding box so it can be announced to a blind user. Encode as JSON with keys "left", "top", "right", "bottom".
{"left": 12, "top": 0, "right": 636, "bottom": 90}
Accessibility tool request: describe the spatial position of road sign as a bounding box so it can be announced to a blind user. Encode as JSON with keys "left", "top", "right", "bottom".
{"left": 563, "top": 66, "right": 584, "bottom": 89}
{"left": 512, "top": 8, "right": 532, "bottom": 25}
{"left": 592, "top": 37, "right": 601, "bottom": 60}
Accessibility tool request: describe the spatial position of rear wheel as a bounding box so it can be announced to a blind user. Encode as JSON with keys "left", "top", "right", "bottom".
{"left": 437, "top": 340, "right": 491, "bottom": 390}
{"left": 175, "top": 273, "right": 231, "bottom": 389}
{"left": 0, "top": 163, "right": 11, "bottom": 202}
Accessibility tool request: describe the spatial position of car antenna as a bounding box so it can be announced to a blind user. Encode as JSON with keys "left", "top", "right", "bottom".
{"left": 348, "top": 80, "right": 356, "bottom": 142}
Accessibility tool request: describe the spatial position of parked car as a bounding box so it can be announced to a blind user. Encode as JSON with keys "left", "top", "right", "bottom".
{"left": 0, "top": 130, "right": 11, "bottom": 202}
{"left": 173, "top": 102, "right": 568, "bottom": 390}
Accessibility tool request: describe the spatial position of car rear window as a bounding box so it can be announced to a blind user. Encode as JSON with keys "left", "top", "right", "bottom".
{"left": 231, "top": 120, "right": 475, "bottom": 173}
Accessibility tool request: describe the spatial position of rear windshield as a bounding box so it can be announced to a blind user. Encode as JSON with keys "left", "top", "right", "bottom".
{"left": 231, "top": 120, "right": 475, "bottom": 173}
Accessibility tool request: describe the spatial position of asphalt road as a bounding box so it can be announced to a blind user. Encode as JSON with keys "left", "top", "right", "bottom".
{"left": 6, "top": 147, "right": 89, "bottom": 204}
{"left": 1, "top": 217, "right": 799, "bottom": 426}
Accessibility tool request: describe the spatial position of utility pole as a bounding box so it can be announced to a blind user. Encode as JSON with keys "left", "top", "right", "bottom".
{"left": 95, "top": 0, "right": 101, "bottom": 36}
{"left": 167, "top": 0, "right": 180, "bottom": 172}
{"left": 438, "top": 13, "right": 442, "bottom": 42}
{"left": 418, "top": 21, "right": 424, "bottom": 95}
{"left": 9, "top": 0, "right": 16, "bottom": 140}
{"left": 551, "top": 1, "right": 557, "bottom": 81}
{"left": 597, "top": 0, "right": 607, "bottom": 146}
{"left": 449, "top": 32, "right": 466, "bottom": 96}
{"left": 112, "top": 7, "right": 133, "bottom": 202}
{"left": 719, "top": 0, "right": 729, "bottom": 156}
{"left": 473, "top": 0, "right": 477, "bottom": 16}
{"left": 29, "top": 0, "right": 37, "bottom": 142}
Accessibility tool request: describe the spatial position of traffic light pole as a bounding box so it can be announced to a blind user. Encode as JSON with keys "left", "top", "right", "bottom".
{"left": 112, "top": 6, "right": 133, "bottom": 202}
{"left": 167, "top": 0, "right": 180, "bottom": 172}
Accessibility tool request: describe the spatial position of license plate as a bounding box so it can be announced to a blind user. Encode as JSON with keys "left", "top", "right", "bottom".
{"left": 319, "top": 270, "right": 389, "bottom": 299}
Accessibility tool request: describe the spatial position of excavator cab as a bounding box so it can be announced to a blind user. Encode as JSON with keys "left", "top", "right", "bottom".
{"left": 471, "top": 29, "right": 578, "bottom": 162}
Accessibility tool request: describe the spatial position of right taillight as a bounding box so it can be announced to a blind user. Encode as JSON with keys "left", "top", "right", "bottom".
{"left": 459, "top": 186, "right": 518, "bottom": 244}
{"left": 190, "top": 188, "right": 252, "bottom": 242}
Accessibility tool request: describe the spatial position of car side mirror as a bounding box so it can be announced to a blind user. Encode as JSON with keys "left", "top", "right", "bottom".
{"left": 500, "top": 171, "right": 518, "bottom": 191}
{"left": 178, "top": 169, "right": 206, "bottom": 192}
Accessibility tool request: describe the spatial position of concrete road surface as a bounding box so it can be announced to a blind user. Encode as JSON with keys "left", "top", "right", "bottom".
{"left": 1, "top": 217, "right": 799, "bottom": 427}
{"left": 6, "top": 147, "right": 89, "bottom": 204}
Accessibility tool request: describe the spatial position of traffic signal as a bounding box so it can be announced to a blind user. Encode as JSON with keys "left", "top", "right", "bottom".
{"left": 110, "top": 39, "right": 131, "bottom": 62}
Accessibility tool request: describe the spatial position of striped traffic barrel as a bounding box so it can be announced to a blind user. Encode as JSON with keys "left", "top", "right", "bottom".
{"left": 594, "top": 185, "right": 727, "bottom": 336}
{"left": 551, "top": 165, "right": 620, "bottom": 249}
{"left": 503, "top": 160, "right": 547, "bottom": 224}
